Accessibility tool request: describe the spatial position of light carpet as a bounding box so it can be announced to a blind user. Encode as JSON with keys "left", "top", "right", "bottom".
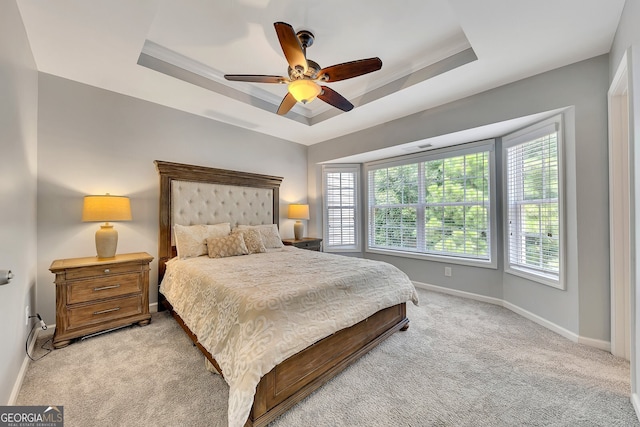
{"left": 16, "top": 288, "right": 638, "bottom": 426}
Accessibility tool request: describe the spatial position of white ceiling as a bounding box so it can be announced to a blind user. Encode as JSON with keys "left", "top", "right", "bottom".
{"left": 17, "top": 0, "right": 626, "bottom": 147}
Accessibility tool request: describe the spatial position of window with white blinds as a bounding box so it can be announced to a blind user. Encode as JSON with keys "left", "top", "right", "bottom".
{"left": 504, "top": 116, "right": 564, "bottom": 288}
{"left": 366, "top": 140, "right": 496, "bottom": 267}
{"left": 322, "top": 165, "right": 361, "bottom": 252}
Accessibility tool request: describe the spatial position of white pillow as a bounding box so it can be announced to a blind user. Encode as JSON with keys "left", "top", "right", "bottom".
{"left": 174, "top": 223, "right": 231, "bottom": 258}
{"left": 236, "top": 224, "right": 284, "bottom": 248}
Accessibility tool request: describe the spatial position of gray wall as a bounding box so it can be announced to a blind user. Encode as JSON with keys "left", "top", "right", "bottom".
{"left": 308, "top": 55, "right": 610, "bottom": 342}
{"left": 610, "top": 0, "right": 640, "bottom": 81}
{"left": 0, "top": 0, "right": 38, "bottom": 404}
{"left": 36, "top": 74, "right": 308, "bottom": 326}
{"left": 610, "top": 0, "right": 640, "bottom": 403}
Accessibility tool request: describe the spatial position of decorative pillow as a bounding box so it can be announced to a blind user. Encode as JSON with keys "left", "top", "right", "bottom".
{"left": 174, "top": 223, "right": 231, "bottom": 258}
{"left": 236, "top": 224, "right": 284, "bottom": 249}
{"left": 207, "top": 234, "right": 249, "bottom": 258}
{"left": 231, "top": 228, "right": 266, "bottom": 254}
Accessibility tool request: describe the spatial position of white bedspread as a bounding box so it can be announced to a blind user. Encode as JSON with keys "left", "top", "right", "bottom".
{"left": 160, "top": 246, "right": 419, "bottom": 427}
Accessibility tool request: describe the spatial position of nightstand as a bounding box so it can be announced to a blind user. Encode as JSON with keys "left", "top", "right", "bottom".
{"left": 282, "top": 237, "right": 323, "bottom": 251}
{"left": 49, "top": 252, "right": 153, "bottom": 349}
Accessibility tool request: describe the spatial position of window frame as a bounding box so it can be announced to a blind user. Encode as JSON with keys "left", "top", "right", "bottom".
{"left": 321, "top": 164, "right": 362, "bottom": 252}
{"left": 502, "top": 115, "right": 566, "bottom": 289}
{"left": 364, "top": 140, "right": 497, "bottom": 268}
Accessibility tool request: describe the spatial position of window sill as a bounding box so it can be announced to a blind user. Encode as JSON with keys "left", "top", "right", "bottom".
{"left": 325, "top": 247, "right": 362, "bottom": 253}
{"left": 366, "top": 247, "right": 497, "bottom": 269}
{"left": 505, "top": 266, "right": 564, "bottom": 290}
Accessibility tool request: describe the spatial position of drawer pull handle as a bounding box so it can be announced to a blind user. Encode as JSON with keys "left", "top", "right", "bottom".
{"left": 104, "top": 268, "right": 110, "bottom": 273}
{"left": 93, "top": 307, "right": 120, "bottom": 315}
{"left": 93, "top": 284, "right": 120, "bottom": 292}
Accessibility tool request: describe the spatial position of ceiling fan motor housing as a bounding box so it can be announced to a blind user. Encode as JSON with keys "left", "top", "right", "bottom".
{"left": 288, "top": 59, "right": 321, "bottom": 80}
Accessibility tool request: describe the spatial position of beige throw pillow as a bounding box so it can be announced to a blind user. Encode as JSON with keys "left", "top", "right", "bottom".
{"left": 236, "top": 224, "right": 284, "bottom": 249}
{"left": 207, "top": 234, "right": 249, "bottom": 258}
{"left": 174, "top": 223, "right": 231, "bottom": 258}
{"left": 232, "top": 228, "right": 266, "bottom": 254}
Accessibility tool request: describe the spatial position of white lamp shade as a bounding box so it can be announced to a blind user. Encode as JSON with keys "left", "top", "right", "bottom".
{"left": 82, "top": 195, "right": 132, "bottom": 222}
{"left": 288, "top": 204, "right": 310, "bottom": 220}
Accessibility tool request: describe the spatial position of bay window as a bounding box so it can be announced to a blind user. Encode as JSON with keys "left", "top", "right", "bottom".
{"left": 366, "top": 140, "right": 496, "bottom": 267}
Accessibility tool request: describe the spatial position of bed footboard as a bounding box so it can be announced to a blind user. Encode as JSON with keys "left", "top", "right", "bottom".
{"left": 165, "top": 300, "right": 408, "bottom": 427}
{"left": 248, "top": 303, "right": 408, "bottom": 427}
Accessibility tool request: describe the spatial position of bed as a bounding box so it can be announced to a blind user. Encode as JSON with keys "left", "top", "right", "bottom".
{"left": 155, "top": 160, "right": 419, "bottom": 427}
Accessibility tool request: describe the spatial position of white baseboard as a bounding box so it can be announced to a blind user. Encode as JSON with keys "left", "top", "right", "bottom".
{"left": 632, "top": 393, "right": 640, "bottom": 421}
{"left": 577, "top": 335, "right": 611, "bottom": 352}
{"left": 412, "top": 281, "right": 611, "bottom": 352}
{"left": 7, "top": 326, "right": 50, "bottom": 405}
{"left": 149, "top": 302, "right": 158, "bottom": 313}
{"left": 413, "top": 281, "right": 504, "bottom": 306}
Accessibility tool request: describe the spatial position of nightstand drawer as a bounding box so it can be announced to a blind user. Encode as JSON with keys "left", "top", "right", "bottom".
{"left": 67, "top": 295, "right": 142, "bottom": 329}
{"left": 67, "top": 273, "right": 141, "bottom": 304}
{"left": 297, "top": 241, "right": 320, "bottom": 250}
{"left": 65, "top": 262, "right": 141, "bottom": 280}
{"left": 282, "top": 238, "right": 323, "bottom": 251}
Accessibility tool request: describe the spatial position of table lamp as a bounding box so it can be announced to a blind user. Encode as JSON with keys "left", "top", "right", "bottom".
{"left": 82, "top": 194, "right": 132, "bottom": 258}
{"left": 288, "top": 204, "right": 310, "bottom": 240}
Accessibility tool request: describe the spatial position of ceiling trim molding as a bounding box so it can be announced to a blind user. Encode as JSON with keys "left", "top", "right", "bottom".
{"left": 139, "top": 40, "right": 302, "bottom": 112}
{"left": 309, "top": 47, "right": 478, "bottom": 125}
{"left": 137, "top": 48, "right": 310, "bottom": 125}
{"left": 138, "top": 40, "right": 476, "bottom": 126}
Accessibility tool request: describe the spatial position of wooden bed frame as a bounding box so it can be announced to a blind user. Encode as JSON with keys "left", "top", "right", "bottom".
{"left": 155, "top": 160, "right": 409, "bottom": 427}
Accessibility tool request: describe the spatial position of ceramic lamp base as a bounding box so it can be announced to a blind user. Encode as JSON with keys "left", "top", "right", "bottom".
{"left": 293, "top": 221, "right": 304, "bottom": 240}
{"left": 95, "top": 223, "right": 118, "bottom": 258}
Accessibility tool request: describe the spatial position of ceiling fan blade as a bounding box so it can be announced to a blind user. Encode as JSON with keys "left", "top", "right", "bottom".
{"left": 319, "top": 57, "right": 382, "bottom": 82}
{"left": 277, "top": 92, "right": 297, "bottom": 115}
{"left": 274, "top": 22, "right": 308, "bottom": 73}
{"left": 224, "top": 74, "right": 288, "bottom": 84}
{"left": 318, "top": 86, "right": 354, "bottom": 112}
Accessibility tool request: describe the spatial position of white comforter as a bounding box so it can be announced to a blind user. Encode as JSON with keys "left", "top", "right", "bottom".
{"left": 160, "top": 246, "right": 419, "bottom": 427}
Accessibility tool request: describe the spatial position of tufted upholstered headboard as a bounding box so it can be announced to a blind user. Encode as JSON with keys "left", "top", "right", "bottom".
{"left": 170, "top": 181, "right": 275, "bottom": 231}
{"left": 154, "top": 160, "right": 283, "bottom": 309}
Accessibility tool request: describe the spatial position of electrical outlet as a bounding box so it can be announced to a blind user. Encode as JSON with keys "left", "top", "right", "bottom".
{"left": 444, "top": 267, "right": 452, "bottom": 277}
{"left": 25, "top": 306, "right": 29, "bottom": 326}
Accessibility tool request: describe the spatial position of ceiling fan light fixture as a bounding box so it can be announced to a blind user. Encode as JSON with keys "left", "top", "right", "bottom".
{"left": 288, "top": 79, "right": 321, "bottom": 104}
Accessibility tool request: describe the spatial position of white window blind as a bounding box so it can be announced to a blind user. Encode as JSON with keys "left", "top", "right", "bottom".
{"left": 504, "top": 118, "right": 563, "bottom": 287}
{"left": 370, "top": 164, "right": 419, "bottom": 250}
{"left": 423, "top": 152, "right": 490, "bottom": 259}
{"left": 367, "top": 141, "right": 494, "bottom": 265}
{"left": 322, "top": 165, "right": 360, "bottom": 251}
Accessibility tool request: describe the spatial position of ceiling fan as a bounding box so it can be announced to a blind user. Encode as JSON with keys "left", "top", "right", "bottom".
{"left": 224, "top": 22, "right": 382, "bottom": 115}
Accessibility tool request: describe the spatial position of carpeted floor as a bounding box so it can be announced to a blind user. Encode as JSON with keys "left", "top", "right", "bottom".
{"left": 16, "top": 288, "right": 639, "bottom": 426}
